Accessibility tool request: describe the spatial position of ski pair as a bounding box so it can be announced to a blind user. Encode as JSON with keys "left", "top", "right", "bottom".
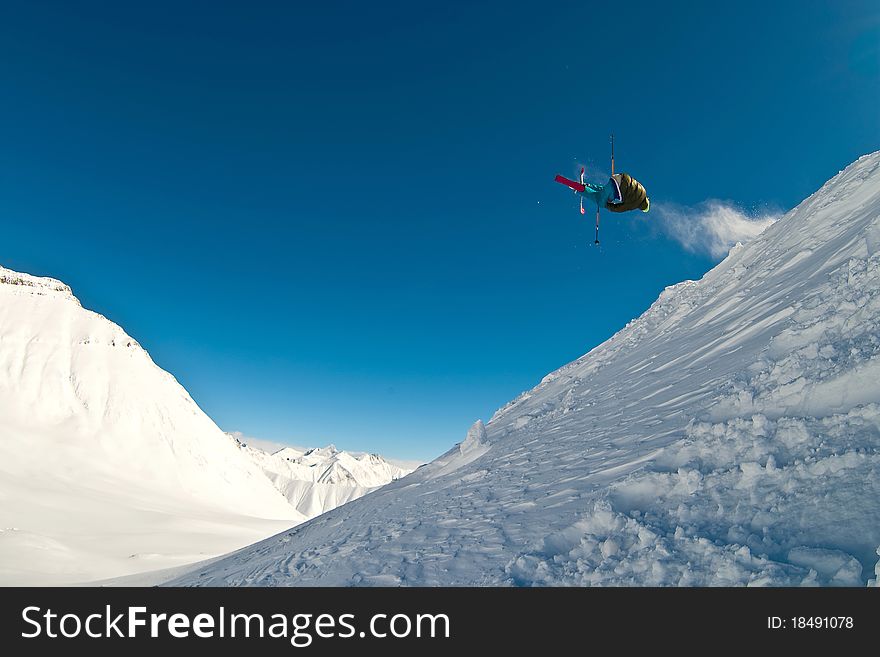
{"left": 554, "top": 167, "right": 600, "bottom": 244}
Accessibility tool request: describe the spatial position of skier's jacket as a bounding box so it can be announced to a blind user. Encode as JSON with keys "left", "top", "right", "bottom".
{"left": 607, "top": 173, "right": 649, "bottom": 213}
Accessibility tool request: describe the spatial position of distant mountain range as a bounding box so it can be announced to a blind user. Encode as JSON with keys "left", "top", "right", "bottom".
{"left": 232, "top": 437, "right": 412, "bottom": 518}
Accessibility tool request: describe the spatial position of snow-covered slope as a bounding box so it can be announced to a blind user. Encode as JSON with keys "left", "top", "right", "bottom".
{"left": 0, "top": 269, "right": 305, "bottom": 585}
{"left": 234, "top": 439, "right": 411, "bottom": 518}
{"left": 170, "top": 152, "right": 880, "bottom": 587}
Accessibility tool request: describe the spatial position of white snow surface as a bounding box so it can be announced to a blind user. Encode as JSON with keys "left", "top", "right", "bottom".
{"left": 0, "top": 267, "right": 408, "bottom": 585}
{"left": 169, "top": 152, "right": 880, "bottom": 587}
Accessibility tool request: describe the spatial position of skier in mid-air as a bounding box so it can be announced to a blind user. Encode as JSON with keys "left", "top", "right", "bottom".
{"left": 554, "top": 136, "right": 649, "bottom": 243}
{"left": 578, "top": 172, "right": 650, "bottom": 213}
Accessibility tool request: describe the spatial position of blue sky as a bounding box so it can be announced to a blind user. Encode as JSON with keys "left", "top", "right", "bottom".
{"left": 1, "top": 1, "right": 877, "bottom": 461}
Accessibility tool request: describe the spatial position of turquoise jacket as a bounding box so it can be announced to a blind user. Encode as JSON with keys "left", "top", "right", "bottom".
{"left": 581, "top": 178, "right": 621, "bottom": 209}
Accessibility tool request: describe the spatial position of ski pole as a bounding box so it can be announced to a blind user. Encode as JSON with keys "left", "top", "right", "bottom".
{"left": 611, "top": 134, "right": 615, "bottom": 176}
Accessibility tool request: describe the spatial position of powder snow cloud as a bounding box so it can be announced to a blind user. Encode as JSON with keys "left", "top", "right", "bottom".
{"left": 654, "top": 200, "right": 781, "bottom": 259}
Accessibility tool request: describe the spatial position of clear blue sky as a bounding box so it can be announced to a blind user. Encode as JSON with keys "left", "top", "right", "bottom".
{"left": 1, "top": 2, "right": 877, "bottom": 461}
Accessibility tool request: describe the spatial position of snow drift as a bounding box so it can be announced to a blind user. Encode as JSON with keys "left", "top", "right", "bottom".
{"left": 169, "top": 152, "right": 880, "bottom": 587}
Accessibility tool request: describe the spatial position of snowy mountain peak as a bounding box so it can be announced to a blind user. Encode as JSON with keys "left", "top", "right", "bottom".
{"left": 0, "top": 265, "right": 78, "bottom": 304}
{"left": 302, "top": 445, "right": 339, "bottom": 460}
{"left": 274, "top": 446, "right": 307, "bottom": 461}
{"left": 170, "top": 152, "right": 880, "bottom": 587}
{"left": 0, "top": 263, "right": 306, "bottom": 584}
{"left": 0, "top": 258, "right": 415, "bottom": 584}
{"left": 357, "top": 452, "right": 389, "bottom": 465}
{"left": 233, "top": 439, "right": 413, "bottom": 518}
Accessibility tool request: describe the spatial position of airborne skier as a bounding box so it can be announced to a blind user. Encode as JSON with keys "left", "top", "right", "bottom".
{"left": 570, "top": 172, "right": 651, "bottom": 213}
{"left": 554, "top": 136, "right": 649, "bottom": 243}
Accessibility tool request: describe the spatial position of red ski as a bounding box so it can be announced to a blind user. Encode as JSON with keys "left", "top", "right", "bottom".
{"left": 556, "top": 167, "right": 587, "bottom": 192}
{"left": 554, "top": 174, "right": 586, "bottom": 193}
